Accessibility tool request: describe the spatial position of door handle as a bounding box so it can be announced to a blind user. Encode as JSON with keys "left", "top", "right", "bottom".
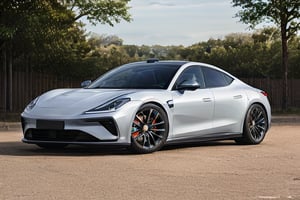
{"left": 202, "top": 98, "right": 212, "bottom": 102}
{"left": 233, "top": 95, "right": 243, "bottom": 99}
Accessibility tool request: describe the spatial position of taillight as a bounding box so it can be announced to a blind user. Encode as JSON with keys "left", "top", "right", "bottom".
{"left": 261, "top": 91, "right": 268, "bottom": 97}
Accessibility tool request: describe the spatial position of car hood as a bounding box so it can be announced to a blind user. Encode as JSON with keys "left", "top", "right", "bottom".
{"left": 30, "top": 88, "right": 135, "bottom": 116}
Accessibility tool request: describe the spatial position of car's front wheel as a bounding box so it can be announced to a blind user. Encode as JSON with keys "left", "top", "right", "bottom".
{"left": 236, "top": 104, "right": 268, "bottom": 145}
{"left": 131, "top": 103, "right": 169, "bottom": 153}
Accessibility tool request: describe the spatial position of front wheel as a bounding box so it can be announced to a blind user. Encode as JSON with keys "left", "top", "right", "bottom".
{"left": 131, "top": 104, "right": 169, "bottom": 153}
{"left": 236, "top": 104, "right": 268, "bottom": 145}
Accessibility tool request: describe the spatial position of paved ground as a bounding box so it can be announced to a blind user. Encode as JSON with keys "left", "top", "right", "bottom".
{"left": 0, "top": 125, "right": 299, "bottom": 200}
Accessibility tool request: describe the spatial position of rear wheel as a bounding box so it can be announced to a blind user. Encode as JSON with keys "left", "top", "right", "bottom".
{"left": 131, "top": 104, "right": 169, "bottom": 153}
{"left": 235, "top": 104, "right": 268, "bottom": 145}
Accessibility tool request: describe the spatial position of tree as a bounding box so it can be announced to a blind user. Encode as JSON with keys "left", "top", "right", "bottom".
{"left": 232, "top": 0, "right": 300, "bottom": 110}
{"left": 0, "top": 0, "right": 132, "bottom": 112}
{"left": 61, "top": 0, "right": 131, "bottom": 26}
{"left": 1, "top": 0, "right": 75, "bottom": 110}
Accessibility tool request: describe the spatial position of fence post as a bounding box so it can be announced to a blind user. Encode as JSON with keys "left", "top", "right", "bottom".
{"left": 8, "top": 44, "right": 13, "bottom": 111}
{"left": 2, "top": 45, "right": 7, "bottom": 112}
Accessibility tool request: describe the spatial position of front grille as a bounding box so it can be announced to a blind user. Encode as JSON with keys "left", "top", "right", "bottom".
{"left": 25, "top": 129, "right": 100, "bottom": 142}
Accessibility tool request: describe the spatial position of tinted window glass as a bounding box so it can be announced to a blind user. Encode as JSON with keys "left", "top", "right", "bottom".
{"left": 173, "top": 66, "right": 204, "bottom": 89}
{"left": 88, "top": 63, "right": 181, "bottom": 89}
{"left": 223, "top": 73, "right": 234, "bottom": 85}
{"left": 202, "top": 67, "right": 233, "bottom": 88}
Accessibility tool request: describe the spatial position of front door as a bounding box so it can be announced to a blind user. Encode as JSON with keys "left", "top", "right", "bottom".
{"left": 170, "top": 66, "right": 214, "bottom": 139}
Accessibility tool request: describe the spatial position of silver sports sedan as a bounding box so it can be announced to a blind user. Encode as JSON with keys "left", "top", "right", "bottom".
{"left": 21, "top": 59, "right": 271, "bottom": 153}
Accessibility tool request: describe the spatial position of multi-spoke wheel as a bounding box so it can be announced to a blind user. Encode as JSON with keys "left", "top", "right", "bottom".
{"left": 236, "top": 104, "right": 268, "bottom": 145}
{"left": 131, "top": 103, "right": 169, "bottom": 153}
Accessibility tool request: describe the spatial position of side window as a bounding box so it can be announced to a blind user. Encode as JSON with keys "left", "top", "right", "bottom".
{"left": 202, "top": 67, "right": 233, "bottom": 88}
{"left": 173, "top": 66, "right": 204, "bottom": 89}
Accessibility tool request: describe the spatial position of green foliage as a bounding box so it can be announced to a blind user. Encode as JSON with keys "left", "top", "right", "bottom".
{"left": 61, "top": 0, "right": 132, "bottom": 26}
{"left": 1, "top": 0, "right": 299, "bottom": 82}
{"left": 0, "top": 0, "right": 132, "bottom": 80}
{"left": 232, "top": 0, "right": 300, "bottom": 35}
{"left": 231, "top": 0, "right": 300, "bottom": 109}
{"left": 288, "top": 37, "right": 300, "bottom": 78}
{"left": 88, "top": 29, "right": 298, "bottom": 79}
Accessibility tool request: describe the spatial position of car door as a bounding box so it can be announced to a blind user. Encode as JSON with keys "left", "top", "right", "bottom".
{"left": 201, "top": 66, "right": 247, "bottom": 134}
{"left": 171, "top": 66, "right": 214, "bottom": 139}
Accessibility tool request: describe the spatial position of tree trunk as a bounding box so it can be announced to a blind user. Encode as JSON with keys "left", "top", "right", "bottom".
{"left": 281, "top": 27, "right": 288, "bottom": 111}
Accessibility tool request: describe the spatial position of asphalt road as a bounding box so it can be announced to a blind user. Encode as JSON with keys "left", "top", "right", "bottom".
{"left": 0, "top": 126, "right": 299, "bottom": 200}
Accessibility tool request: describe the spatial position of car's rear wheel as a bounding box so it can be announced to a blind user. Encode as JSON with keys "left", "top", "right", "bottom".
{"left": 236, "top": 104, "right": 268, "bottom": 145}
{"left": 131, "top": 103, "right": 169, "bottom": 153}
{"left": 37, "top": 143, "right": 68, "bottom": 149}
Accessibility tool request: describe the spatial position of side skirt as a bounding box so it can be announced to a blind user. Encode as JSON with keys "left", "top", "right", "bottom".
{"left": 166, "top": 133, "right": 242, "bottom": 145}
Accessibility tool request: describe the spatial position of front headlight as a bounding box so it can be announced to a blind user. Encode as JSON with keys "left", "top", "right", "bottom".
{"left": 25, "top": 96, "right": 40, "bottom": 111}
{"left": 85, "top": 98, "right": 131, "bottom": 114}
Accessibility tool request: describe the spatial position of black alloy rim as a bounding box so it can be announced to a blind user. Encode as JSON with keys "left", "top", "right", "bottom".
{"left": 131, "top": 108, "right": 166, "bottom": 149}
{"left": 248, "top": 106, "right": 267, "bottom": 141}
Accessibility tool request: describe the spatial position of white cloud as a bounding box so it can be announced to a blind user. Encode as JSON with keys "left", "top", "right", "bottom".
{"left": 84, "top": 0, "right": 250, "bottom": 46}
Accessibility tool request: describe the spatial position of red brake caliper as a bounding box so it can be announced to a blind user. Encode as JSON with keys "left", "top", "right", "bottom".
{"left": 132, "top": 120, "right": 140, "bottom": 138}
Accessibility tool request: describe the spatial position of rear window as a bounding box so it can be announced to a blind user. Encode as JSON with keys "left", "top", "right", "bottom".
{"left": 202, "top": 67, "right": 233, "bottom": 88}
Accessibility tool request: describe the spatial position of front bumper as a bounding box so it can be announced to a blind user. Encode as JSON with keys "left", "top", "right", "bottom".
{"left": 21, "top": 105, "right": 139, "bottom": 146}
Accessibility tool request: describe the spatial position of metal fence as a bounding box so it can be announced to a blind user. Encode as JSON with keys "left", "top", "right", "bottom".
{"left": 0, "top": 71, "right": 81, "bottom": 112}
{"left": 1, "top": 71, "right": 300, "bottom": 112}
{"left": 241, "top": 78, "right": 300, "bottom": 110}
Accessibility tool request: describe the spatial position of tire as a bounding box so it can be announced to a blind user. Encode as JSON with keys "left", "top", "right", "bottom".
{"left": 37, "top": 143, "right": 68, "bottom": 149}
{"left": 130, "top": 103, "right": 169, "bottom": 153}
{"left": 235, "top": 104, "right": 268, "bottom": 145}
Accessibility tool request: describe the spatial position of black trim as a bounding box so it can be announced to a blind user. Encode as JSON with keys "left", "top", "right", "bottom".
{"left": 147, "top": 58, "right": 159, "bottom": 63}
{"left": 22, "top": 138, "right": 130, "bottom": 146}
{"left": 36, "top": 120, "right": 64, "bottom": 130}
{"left": 24, "top": 129, "right": 100, "bottom": 142}
{"left": 167, "top": 100, "right": 174, "bottom": 108}
{"left": 166, "top": 133, "right": 242, "bottom": 145}
{"left": 84, "top": 117, "right": 119, "bottom": 137}
{"left": 21, "top": 117, "right": 25, "bottom": 132}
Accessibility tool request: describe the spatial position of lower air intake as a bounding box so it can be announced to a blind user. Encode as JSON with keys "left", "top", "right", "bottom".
{"left": 25, "top": 129, "right": 100, "bottom": 142}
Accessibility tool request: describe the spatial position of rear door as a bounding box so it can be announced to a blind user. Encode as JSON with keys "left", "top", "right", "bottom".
{"left": 201, "top": 67, "right": 247, "bottom": 133}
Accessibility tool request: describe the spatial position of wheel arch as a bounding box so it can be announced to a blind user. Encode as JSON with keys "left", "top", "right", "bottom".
{"left": 138, "top": 101, "right": 171, "bottom": 136}
{"left": 130, "top": 101, "right": 170, "bottom": 153}
{"left": 244, "top": 102, "right": 270, "bottom": 131}
{"left": 139, "top": 101, "right": 170, "bottom": 122}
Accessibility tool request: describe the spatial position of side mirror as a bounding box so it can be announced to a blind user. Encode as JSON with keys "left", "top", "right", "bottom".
{"left": 177, "top": 80, "right": 200, "bottom": 91}
{"left": 81, "top": 80, "right": 92, "bottom": 88}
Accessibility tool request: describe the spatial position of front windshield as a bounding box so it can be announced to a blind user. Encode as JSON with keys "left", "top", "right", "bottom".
{"left": 88, "top": 63, "right": 181, "bottom": 89}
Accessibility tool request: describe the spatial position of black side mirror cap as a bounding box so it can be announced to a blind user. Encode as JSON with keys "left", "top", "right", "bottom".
{"left": 176, "top": 80, "right": 200, "bottom": 91}
{"left": 81, "top": 80, "right": 92, "bottom": 88}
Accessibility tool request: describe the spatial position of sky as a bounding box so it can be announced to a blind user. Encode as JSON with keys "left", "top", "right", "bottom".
{"left": 84, "top": 0, "right": 255, "bottom": 46}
